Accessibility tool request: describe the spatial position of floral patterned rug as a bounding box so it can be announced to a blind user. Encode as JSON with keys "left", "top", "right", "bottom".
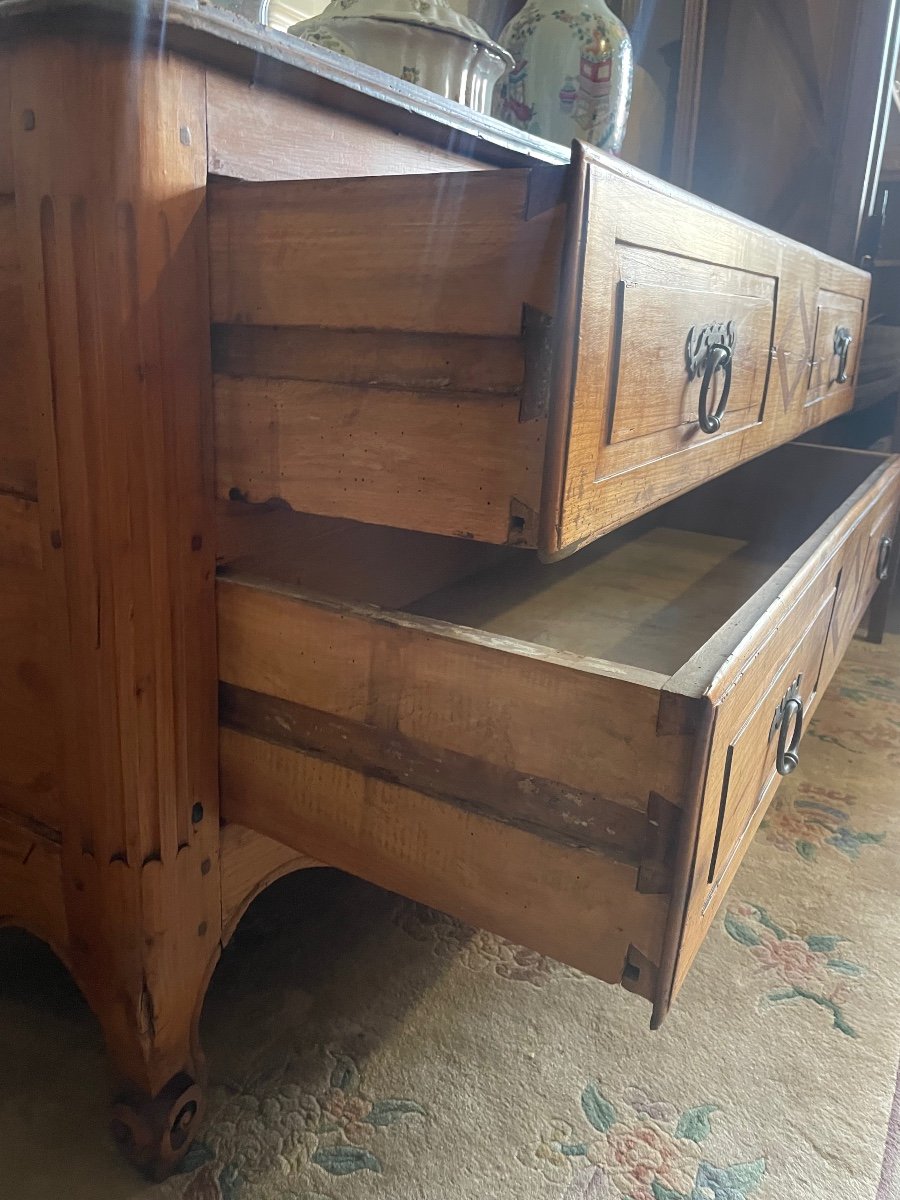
{"left": 3, "top": 633, "right": 900, "bottom": 1200}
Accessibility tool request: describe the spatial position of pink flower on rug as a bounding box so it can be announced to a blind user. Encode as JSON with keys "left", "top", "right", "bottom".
{"left": 520, "top": 1080, "right": 764, "bottom": 1198}
{"left": 751, "top": 933, "right": 831, "bottom": 990}
{"left": 724, "top": 902, "right": 864, "bottom": 1036}
{"left": 321, "top": 1087, "right": 375, "bottom": 1143}
{"left": 589, "top": 1124, "right": 698, "bottom": 1200}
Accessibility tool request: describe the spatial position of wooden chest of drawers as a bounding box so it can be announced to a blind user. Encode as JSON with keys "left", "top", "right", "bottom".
{"left": 0, "top": 0, "right": 894, "bottom": 1178}
{"left": 212, "top": 144, "right": 869, "bottom": 557}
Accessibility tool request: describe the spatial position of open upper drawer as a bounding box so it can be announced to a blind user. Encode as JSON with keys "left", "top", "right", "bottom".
{"left": 209, "top": 144, "right": 869, "bottom": 559}
{"left": 216, "top": 444, "right": 900, "bottom": 1025}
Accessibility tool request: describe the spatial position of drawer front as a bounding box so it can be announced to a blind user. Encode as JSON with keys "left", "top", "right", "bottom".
{"left": 544, "top": 145, "right": 781, "bottom": 557}
{"left": 806, "top": 289, "right": 864, "bottom": 403}
{"left": 607, "top": 247, "right": 774, "bottom": 463}
{"left": 703, "top": 586, "right": 835, "bottom": 899}
{"left": 821, "top": 483, "right": 900, "bottom": 689}
{"left": 666, "top": 455, "right": 900, "bottom": 1007}
{"left": 670, "top": 557, "right": 843, "bottom": 997}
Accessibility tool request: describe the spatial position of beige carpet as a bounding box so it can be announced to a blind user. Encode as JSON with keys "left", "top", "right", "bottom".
{"left": 3, "top": 634, "right": 900, "bottom": 1199}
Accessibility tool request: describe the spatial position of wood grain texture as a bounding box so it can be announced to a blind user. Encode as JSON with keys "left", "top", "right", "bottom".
{"left": 220, "top": 682, "right": 650, "bottom": 862}
{"left": 0, "top": 562, "right": 61, "bottom": 831}
{"left": 208, "top": 170, "right": 564, "bottom": 336}
{"left": 216, "top": 575, "right": 689, "bottom": 815}
{"left": 212, "top": 324, "right": 525, "bottom": 394}
{"left": 0, "top": 46, "right": 11, "bottom": 193}
{"left": 409, "top": 524, "right": 781, "bottom": 679}
{"left": 670, "top": 450, "right": 900, "bottom": 703}
{"left": 806, "top": 288, "right": 865, "bottom": 399}
{"left": 0, "top": 493, "right": 41, "bottom": 569}
{"left": 10, "top": 38, "right": 220, "bottom": 1097}
{"left": 219, "top": 728, "right": 671, "bottom": 991}
{"left": 705, "top": 586, "right": 836, "bottom": 891}
{"left": 208, "top": 152, "right": 868, "bottom": 556}
{"left": 0, "top": 195, "right": 37, "bottom": 498}
{"left": 605, "top": 247, "right": 774, "bottom": 455}
{"left": 0, "top": 810, "right": 67, "bottom": 958}
{"left": 219, "top": 822, "right": 320, "bottom": 940}
{"left": 662, "top": 449, "right": 900, "bottom": 1012}
{"left": 215, "top": 377, "right": 545, "bottom": 544}
{"left": 543, "top": 145, "right": 778, "bottom": 554}
{"left": 216, "top": 453, "right": 900, "bottom": 1022}
{"left": 542, "top": 142, "right": 871, "bottom": 556}
{"left": 215, "top": 501, "right": 509, "bottom": 608}
{"left": 205, "top": 69, "right": 495, "bottom": 182}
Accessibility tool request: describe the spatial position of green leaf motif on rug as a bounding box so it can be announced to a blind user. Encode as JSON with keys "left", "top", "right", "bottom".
{"left": 581, "top": 1081, "right": 617, "bottom": 1131}
{"left": 723, "top": 913, "right": 761, "bottom": 947}
{"left": 218, "top": 1162, "right": 242, "bottom": 1200}
{"left": 675, "top": 1104, "right": 717, "bottom": 1143}
{"left": 185, "top": 1049, "right": 425, "bottom": 1195}
{"left": 724, "top": 902, "right": 864, "bottom": 1037}
{"left": 329, "top": 1054, "right": 360, "bottom": 1093}
{"left": 651, "top": 1182, "right": 685, "bottom": 1200}
{"left": 524, "top": 1081, "right": 765, "bottom": 1200}
{"left": 312, "top": 1145, "right": 383, "bottom": 1175}
{"left": 365, "top": 1098, "right": 428, "bottom": 1126}
{"left": 695, "top": 1156, "right": 766, "bottom": 1196}
{"left": 826, "top": 959, "right": 863, "bottom": 976}
{"left": 805, "top": 935, "right": 845, "bottom": 953}
{"left": 762, "top": 779, "right": 886, "bottom": 863}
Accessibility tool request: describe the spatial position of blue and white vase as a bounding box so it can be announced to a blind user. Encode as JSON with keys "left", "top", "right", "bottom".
{"left": 493, "top": 0, "right": 633, "bottom": 151}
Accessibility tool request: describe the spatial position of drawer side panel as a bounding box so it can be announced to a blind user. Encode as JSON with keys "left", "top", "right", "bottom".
{"left": 220, "top": 726, "right": 671, "bottom": 991}
{"left": 216, "top": 577, "right": 690, "bottom": 821}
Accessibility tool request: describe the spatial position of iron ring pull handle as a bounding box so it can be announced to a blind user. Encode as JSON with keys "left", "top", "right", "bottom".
{"left": 877, "top": 535, "right": 893, "bottom": 582}
{"left": 776, "top": 695, "right": 804, "bottom": 776}
{"left": 697, "top": 343, "right": 733, "bottom": 434}
{"left": 834, "top": 325, "right": 853, "bottom": 385}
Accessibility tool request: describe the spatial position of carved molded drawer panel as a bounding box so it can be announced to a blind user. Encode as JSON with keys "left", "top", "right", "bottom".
{"left": 703, "top": 586, "right": 836, "bottom": 906}
{"left": 609, "top": 250, "right": 773, "bottom": 452}
{"left": 806, "top": 289, "right": 865, "bottom": 404}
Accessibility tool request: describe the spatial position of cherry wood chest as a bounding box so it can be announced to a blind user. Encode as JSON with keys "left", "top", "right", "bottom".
{"left": 0, "top": 0, "right": 895, "bottom": 1177}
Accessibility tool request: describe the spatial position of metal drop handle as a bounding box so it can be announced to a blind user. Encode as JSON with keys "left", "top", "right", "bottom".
{"left": 776, "top": 695, "right": 803, "bottom": 775}
{"left": 877, "top": 535, "right": 893, "bottom": 582}
{"left": 686, "top": 321, "right": 736, "bottom": 436}
{"left": 698, "top": 343, "right": 733, "bottom": 434}
{"left": 834, "top": 326, "right": 853, "bottom": 384}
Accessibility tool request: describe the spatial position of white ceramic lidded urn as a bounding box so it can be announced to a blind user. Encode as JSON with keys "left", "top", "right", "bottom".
{"left": 290, "top": 0, "right": 513, "bottom": 115}
{"left": 494, "top": 0, "right": 633, "bottom": 151}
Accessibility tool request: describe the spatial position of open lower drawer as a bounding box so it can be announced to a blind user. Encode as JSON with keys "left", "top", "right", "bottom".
{"left": 216, "top": 444, "right": 900, "bottom": 1024}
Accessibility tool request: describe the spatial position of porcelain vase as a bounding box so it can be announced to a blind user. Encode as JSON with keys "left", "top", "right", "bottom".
{"left": 494, "top": 0, "right": 633, "bottom": 151}
{"left": 290, "top": 0, "right": 512, "bottom": 115}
